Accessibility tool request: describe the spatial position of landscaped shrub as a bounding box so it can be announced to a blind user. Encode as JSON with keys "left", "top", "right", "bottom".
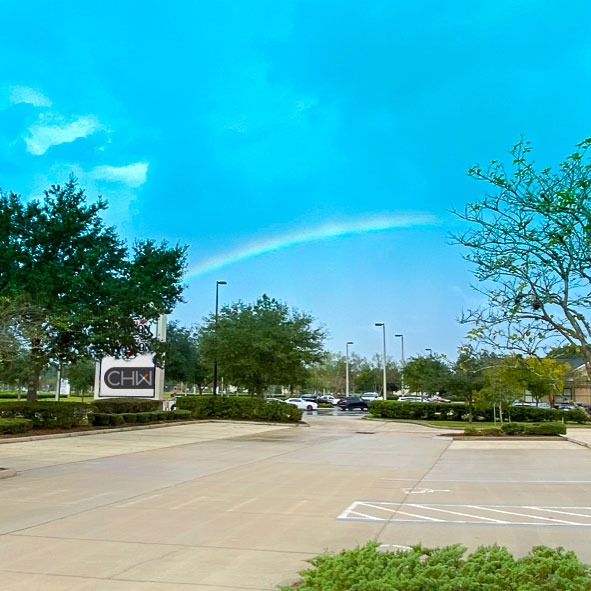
{"left": 280, "top": 542, "right": 591, "bottom": 591}
{"left": 369, "top": 400, "right": 588, "bottom": 424}
{"left": 0, "top": 402, "right": 93, "bottom": 428}
{"left": 501, "top": 422, "right": 525, "bottom": 435}
{"left": 92, "top": 398, "right": 160, "bottom": 414}
{"left": 176, "top": 395, "right": 302, "bottom": 423}
{"left": 121, "top": 413, "right": 138, "bottom": 423}
{"left": 135, "top": 412, "right": 152, "bottom": 423}
{"left": 524, "top": 422, "right": 566, "bottom": 436}
{"left": 109, "top": 414, "right": 124, "bottom": 426}
{"left": 156, "top": 411, "right": 168, "bottom": 421}
{"left": 0, "top": 392, "right": 54, "bottom": 399}
{"left": 171, "top": 409, "right": 191, "bottom": 420}
{"left": 92, "top": 413, "right": 111, "bottom": 426}
{"left": 0, "top": 418, "right": 33, "bottom": 434}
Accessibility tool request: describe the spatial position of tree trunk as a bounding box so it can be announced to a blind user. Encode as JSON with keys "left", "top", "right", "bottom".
{"left": 26, "top": 365, "right": 40, "bottom": 402}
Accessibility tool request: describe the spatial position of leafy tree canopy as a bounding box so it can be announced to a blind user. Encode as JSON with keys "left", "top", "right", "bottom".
{"left": 0, "top": 179, "right": 187, "bottom": 400}
{"left": 453, "top": 138, "right": 591, "bottom": 381}
{"left": 197, "top": 294, "right": 325, "bottom": 396}
{"left": 165, "top": 321, "right": 209, "bottom": 391}
{"left": 402, "top": 355, "right": 451, "bottom": 395}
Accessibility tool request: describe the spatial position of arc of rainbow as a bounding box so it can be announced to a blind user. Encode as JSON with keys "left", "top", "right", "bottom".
{"left": 186, "top": 213, "right": 439, "bottom": 279}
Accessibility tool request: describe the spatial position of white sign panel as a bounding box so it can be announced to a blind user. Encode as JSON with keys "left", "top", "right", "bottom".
{"left": 97, "top": 353, "right": 157, "bottom": 398}
{"left": 94, "top": 316, "right": 166, "bottom": 400}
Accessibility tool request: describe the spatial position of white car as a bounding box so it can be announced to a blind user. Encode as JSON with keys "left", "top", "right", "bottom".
{"left": 284, "top": 397, "right": 318, "bottom": 411}
{"left": 361, "top": 392, "right": 381, "bottom": 402}
{"left": 398, "top": 396, "right": 427, "bottom": 402}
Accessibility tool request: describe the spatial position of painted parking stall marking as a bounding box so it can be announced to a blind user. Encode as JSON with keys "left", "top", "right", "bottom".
{"left": 338, "top": 501, "right": 591, "bottom": 527}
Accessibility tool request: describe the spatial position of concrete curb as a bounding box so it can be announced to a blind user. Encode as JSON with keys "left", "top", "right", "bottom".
{"left": 0, "top": 419, "right": 300, "bottom": 445}
{"left": 363, "top": 416, "right": 463, "bottom": 431}
{"left": 561, "top": 434, "right": 591, "bottom": 449}
{"left": 0, "top": 468, "right": 16, "bottom": 479}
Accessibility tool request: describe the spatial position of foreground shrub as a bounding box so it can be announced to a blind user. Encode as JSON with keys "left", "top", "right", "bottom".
{"left": 92, "top": 413, "right": 111, "bottom": 426}
{"left": 280, "top": 541, "right": 591, "bottom": 591}
{"left": 176, "top": 395, "right": 302, "bottom": 422}
{"left": 92, "top": 398, "right": 160, "bottom": 414}
{"left": 0, "top": 392, "right": 54, "bottom": 399}
{"left": 121, "top": 413, "right": 138, "bottom": 423}
{"left": 501, "top": 422, "right": 525, "bottom": 435}
{"left": 0, "top": 418, "right": 33, "bottom": 434}
{"left": 0, "top": 402, "right": 92, "bottom": 429}
{"left": 171, "top": 409, "right": 191, "bottom": 420}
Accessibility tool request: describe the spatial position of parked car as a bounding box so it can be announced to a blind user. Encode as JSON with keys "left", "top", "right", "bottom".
{"left": 318, "top": 395, "right": 340, "bottom": 405}
{"left": 398, "top": 396, "right": 427, "bottom": 402}
{"left": 429, "top": 396, "right": 451, "bottom": 403}
{"left": 285, "top": 397, "right": 318, "bottom": 411}
{"left": 301, "top": 394, "right": 319, "bottom": 402}
{"left": 265, "top": 397, "right": 285, "bottom": 404}
{"left": 336, "top": 397, "right": 369, "bottom": 411}
{"left": 361, "top": 392, "right": 381, "bottom": 402}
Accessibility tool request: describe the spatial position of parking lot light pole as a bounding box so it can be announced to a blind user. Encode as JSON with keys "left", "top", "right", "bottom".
{"left": 375, "top": 323, "right": 387, "bottom": 400}
{"left": 345, "top": 341, "right": 353, "bottom": 397}
{"left": 213, "top": 280, "right": 227, "bottom": 395}
{"left": 425, "top": 348, "right": 433, "bottom": 357}
{"left": 395, "top": 334, "right": 405, "bottom": 395}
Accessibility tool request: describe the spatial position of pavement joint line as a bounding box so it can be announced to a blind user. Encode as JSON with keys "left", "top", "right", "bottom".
{"left": 2, "top": 424, "right": 353, "bottom": 537}
{"left": 7, "top": 533, "right": 320, "bottom": 556}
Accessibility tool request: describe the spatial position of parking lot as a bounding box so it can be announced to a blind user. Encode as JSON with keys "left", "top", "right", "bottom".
{"left": 1, "top": 416, "right": 591, "bottom": 590}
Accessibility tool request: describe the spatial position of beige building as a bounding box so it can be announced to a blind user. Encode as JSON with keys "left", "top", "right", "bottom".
{"left": 561, "top": 359, "right": 591, "bottom": 405}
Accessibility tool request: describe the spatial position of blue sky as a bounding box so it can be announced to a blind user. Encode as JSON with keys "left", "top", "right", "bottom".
{"left": 1, "top": 1, "right": 590, "bottom": 362}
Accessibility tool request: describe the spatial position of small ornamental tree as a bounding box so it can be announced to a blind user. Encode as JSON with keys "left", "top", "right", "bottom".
{"left": 0, "top": 179, "right": 187, "bottom": 401}
{"left": 453, "top": 138, "right": 591, "bottom": 382}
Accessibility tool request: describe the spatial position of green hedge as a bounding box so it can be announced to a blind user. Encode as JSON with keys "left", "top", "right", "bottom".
{"left": 92, "top": 398, "right": 161, "bottom": 414}
{"left": 176, "top": 395, "right": 302, "bottom": 422}
{"left": 0, "top": 418, "right": 33, "bottom": 434}
{"left": 368, "top": 400, "right": 588, "bottom": 423}
{"left": 280, "top": 541, "right": 591, "bottom": 591}
{"left": 0, "top": 392, "right": 54, "bottom": 399}
{"left": 465, "top": 422, "right": 566, "bottom": 436}
{"left": 0, "top": 402, "right": 93, "bottom": 428}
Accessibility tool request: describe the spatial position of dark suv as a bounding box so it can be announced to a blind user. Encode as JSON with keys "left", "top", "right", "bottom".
{"left": 336, "top": 396, "right": 369, "bottom": 411}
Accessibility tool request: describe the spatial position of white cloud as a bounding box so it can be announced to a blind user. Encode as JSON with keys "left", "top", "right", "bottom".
{"left": 91, "top": 162, "right": 149, "bottom": 188}
{"left": 9, "top": 85, "right": 52, "bottom": 108}
{"left": 24, "top": 114, "right": 102, "bottom": 155}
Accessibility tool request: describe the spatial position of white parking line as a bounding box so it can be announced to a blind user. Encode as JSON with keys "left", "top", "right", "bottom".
{"left": 116, "top": 493, "right": 162, "bottom": 508}
{"left": 338, "top": 501, "right": 591, "bottom": 526}
{"left": 407, "top": 503, "right": 507, "bottom": 523}
{"left": 227, "top": 497, "right": 258, "bottom": 512}
{"left": 170, "top": 495, "right": 207, "bottom": 510}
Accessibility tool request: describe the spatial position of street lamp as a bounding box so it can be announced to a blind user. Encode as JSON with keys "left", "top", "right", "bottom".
{"left": 425, "top": 348, "right": 433, "bottom": 357}
{"left": 395, "top": 334, "right": 405, "bottom": 395}
{"left": 213, "top": 280, "right": 227, "bottom": 395}
{"left": 345, "top": 341, "right": 354, "bottom": 397}
{"left": 375, "top": 323, "right": 387, "bottom": 400}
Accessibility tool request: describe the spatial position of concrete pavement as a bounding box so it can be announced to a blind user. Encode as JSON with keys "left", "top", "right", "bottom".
{"left": 0, "top": 416, "right": 590, "bottom": 589}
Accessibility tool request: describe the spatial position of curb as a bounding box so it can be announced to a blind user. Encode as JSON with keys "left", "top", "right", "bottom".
{"left": 0, "top": 468, "right": 16, "bottom": 479}
{"left": 0, "top": 419, "right": 300, "bottom": 445}
{"left": 362, "top": 417, "right": 463, "bottom": 431}
{"left": 561, "top": 434, "right": 591, "bottom": 449}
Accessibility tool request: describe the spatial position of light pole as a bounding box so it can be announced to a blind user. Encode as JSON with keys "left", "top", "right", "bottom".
{"left": 345, "top": 341, "right": 353, "bottom": 397}
{"left": 213, "top": 280, "right": 227, "bottom": 395}
{"left": 425, "top": 348, "right": 433, "bottom": 357}
{"left": 395, "top": 334, "right": 405, "bottom": 395}
{"left": 375, "top": 323, "right": 387, "bottom": 400}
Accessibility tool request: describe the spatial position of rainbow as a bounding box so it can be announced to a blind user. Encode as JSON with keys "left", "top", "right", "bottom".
{"left": 186, "top": 213, "right": 439, "bottom": 279}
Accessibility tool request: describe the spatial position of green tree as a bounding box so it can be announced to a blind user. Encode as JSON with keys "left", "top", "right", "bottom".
{"left": 521, "top": 357, "right": 570, "bottom": 407}
{"left": 0, "top": 179, "right": 187, "bottom": 401}
{"left": 66, "top": 358, "right": 95, "bottom": 399}
{"left": 197, "top": 294, "right": 325, "bottom": 396}
{"left": 165, "top": 321, "right": 210, "bottom": 392}
{"left": 479, "top": 356, "right": 526, "bottom": 422}
{"left": 354, "top": 355, "right": 400, "bottom": 395}
{"left": 452, "top": 138, "right": 591, "bottom": 382}
{"left": 403, "top": 355, "right": 451, "bottom": 397}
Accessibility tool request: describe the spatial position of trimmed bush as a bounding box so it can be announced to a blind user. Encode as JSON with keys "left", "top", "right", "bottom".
{"left": 0, "top": 402, "right": 92, "bottom": 429}
{"left": 524, "top": 422, "right": 566, "bottom": 436}
{"left": 92, "top": 413, "right": 111, "bottom": 426}
{"left": 135, "top": 412, "right": 152, "bottom": 423}
{"left": 279, "top": 541, "right": 591, "bottom": 591}
{"left": 172, "top": 409, "right": 191, "bottom": 420}
{"left": 92, "top": 398, "right": 161, "bottom": 414}
{"left": 501, "top": 422, "right": 525, "bottom": 435}
{"left": 0, "top": 418, "right": 33, "bottom": 434}
{"left": 176, "top": 395, "right": 302, "bottom": 422}
{"left": 156, "top": 411, "right": 168, "bottom": 421}
{"left": 0, "top": 392, "right": 54, "bottom": 399}
{"left": 110, "top": 414, "right": 124, "bottom": 426}
{"left": 369, "top": 400, "right": 588, "bottom": 424}
{"left": 121, "top": 413, "right": 138, "bottom": 423}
